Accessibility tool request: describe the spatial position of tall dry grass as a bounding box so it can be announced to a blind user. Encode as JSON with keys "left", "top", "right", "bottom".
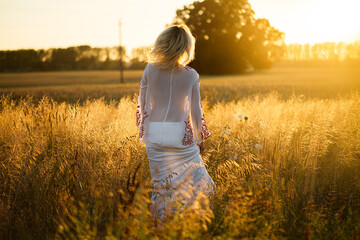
{"left": 0, "top": 91, "right": 359, "bottom": 239}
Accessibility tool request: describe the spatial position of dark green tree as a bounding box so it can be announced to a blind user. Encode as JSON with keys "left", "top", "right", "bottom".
{"left": 0, "top": 49, "right": 40, "bottom": 72}
{"left": 174, "top": 0, "right": 285, "bottom": 74}
{"left": 76, "top": 45, "right": 100, "bottom": 70}
{"left": 50, "top": 47, "right": 77, "bottom": 70}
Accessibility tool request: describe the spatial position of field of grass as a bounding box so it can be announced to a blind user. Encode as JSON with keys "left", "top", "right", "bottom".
{"left": 0, "top": 65, "right": 360, "bottom": 239}
{"left": 1, "top": 65, "right": 359, "bottom": 104}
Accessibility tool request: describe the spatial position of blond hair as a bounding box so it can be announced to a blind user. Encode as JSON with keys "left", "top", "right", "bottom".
{"left": 147, "top": 24, "right": 196, "bottom": 70}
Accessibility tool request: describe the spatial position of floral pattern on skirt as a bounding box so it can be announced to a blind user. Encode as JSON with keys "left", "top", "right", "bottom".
{"left": 146, "top": 142, "right": 215, "bottom": 220}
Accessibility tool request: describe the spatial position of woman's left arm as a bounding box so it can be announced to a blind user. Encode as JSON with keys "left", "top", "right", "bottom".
{"left": 136, "top": 65, "right": 148, "bottom": 128}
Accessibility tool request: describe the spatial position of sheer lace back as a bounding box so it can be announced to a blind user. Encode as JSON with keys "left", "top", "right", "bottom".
{"left": 136, "top": 63, "right": 210, "bottom": 147}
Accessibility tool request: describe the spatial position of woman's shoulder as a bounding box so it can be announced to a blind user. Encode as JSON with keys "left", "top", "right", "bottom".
{"left": 183, "top": 65, "right": 197, "bottom": 73}
{"left": 144, "top": 62, "right": 152, "bottom": 70}
{"left": 145, "top": 62, "right": 165, "bottom": 73}
{"left": 143, "top": 63, "right": 159, "bottom": 75}
{"left": 182, "top": 65, "right": 199, "bottom": 78}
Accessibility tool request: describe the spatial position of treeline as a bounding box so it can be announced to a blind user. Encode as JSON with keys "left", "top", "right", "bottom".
{"left": 0, "top": 45, "right": 137, "bottom": 72}
{"left": 284, "top": 42, "right": 360, "bottom": 63}
{"left": 1, "top": 42, "right": 359, "bottom": 72}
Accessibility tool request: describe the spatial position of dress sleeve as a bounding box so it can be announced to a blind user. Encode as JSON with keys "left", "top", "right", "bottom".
{"left": 191, "top": 74, "right": 211, "bottom": 144}
{"left": 136, "top": 65, "right": 148, "bottom": 128}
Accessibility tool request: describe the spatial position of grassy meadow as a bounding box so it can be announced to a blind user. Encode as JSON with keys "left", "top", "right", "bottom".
{"left": 0, "top": 65, "right": 360, "bottom": 239}
{"left": 1, "top": 64, "right": 359, "bottom": 104}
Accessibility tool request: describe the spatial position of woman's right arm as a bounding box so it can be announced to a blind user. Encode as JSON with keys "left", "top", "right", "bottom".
{"left": 136, "top": 64, "right": 148, "bottom": 128}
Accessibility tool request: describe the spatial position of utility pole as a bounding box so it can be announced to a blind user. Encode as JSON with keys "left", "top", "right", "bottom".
{"left": 119, "top": 19, "right": 124, "bottom": 83}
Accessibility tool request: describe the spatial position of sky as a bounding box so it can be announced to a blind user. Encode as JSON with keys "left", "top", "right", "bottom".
{"left": 0, "top": 0, "right": 360, "bottom": 55}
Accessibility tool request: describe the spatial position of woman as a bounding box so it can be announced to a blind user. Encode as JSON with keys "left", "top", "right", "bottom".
{"left": 136, "top": 24, "right": 215, "bottom": 221}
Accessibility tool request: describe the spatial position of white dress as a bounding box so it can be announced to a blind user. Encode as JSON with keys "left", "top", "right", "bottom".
{"left": 136, "top": 63, "right": 215, "bottom": 220}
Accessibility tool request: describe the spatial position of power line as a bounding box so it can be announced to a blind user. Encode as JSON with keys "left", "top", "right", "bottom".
{"left": 0, "top": 23, "right": 116, "bottom": 29}
{"left": 60, "top": 0, "right": 122, "bottom": 5}
{"left": 0, "top": 5, "right": 121, "bottom": 16}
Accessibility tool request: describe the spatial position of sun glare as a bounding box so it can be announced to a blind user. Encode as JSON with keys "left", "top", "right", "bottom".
{"left": 294, "top": 0, "right": 360, "bottom": 44}
{"left": 0, "top": 0, "right": 359, "bottom": 50}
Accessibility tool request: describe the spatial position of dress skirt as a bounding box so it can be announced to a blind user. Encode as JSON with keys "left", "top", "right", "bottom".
{"left": 145, "top": 122, "right": 215, "bottom": 220}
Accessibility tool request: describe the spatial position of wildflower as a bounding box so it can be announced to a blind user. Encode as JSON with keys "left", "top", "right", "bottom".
{"left": 235, "top": 114, "right": 244, "bottom": 119}
{"left": 254, "top": 143, "right": 263, "bottom": 150}
{"left": 258, "top": 121, "right": 268, "bottom": 126}
{"left": 235, "top": 114, "right": 248, "bottom": 121}
{"left": 224, "top": 129, "right": 232, "bottom": 134}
